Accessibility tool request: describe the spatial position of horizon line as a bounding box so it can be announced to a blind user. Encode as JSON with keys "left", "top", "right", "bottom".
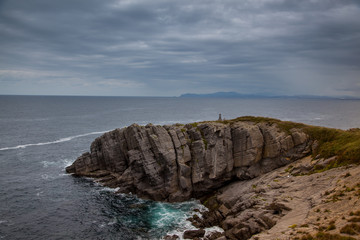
{"left": 0, "top": 93, "right": 359, "bottom": 100}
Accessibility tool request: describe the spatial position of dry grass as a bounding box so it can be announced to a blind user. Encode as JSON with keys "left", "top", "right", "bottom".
{"left": 340, "top": 223, "right": 360, "bottom": 235}
{"left": 299, "top": 232, "right": 357, "bottom": 240}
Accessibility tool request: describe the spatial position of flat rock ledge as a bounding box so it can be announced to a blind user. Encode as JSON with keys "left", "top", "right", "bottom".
{"left": 189, "top": 156, "right": 360, "bottom": 240}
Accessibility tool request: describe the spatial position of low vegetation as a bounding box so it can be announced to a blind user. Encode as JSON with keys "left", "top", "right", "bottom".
{"left": 298, "top": 232, "right": 356, "bottom": 240}
{"left": 211, "top": 116, "right": 360, "bottom": 166}
{"left": 349, "top": 211, "right": 360, "bottom": 216}
{"left": 340, "top": 223, "right": 360, "bottom": 235}
{"left": 202, "top": 195, "right": 219, "bottom": 211}
{"left": 305, "top": 126, "right": 360, "bottom": 164}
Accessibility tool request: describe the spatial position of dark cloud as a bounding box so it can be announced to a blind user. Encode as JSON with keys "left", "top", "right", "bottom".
{"left": 0, "top": 0, "right": 359, "bottom": 96}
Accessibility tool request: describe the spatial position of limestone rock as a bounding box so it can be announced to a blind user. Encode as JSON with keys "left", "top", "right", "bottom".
{"left": 232, "top": 123, "right": 263, "bottom": 168}
{"left": 66, "top": 119, "right": 311, "bottom": 202}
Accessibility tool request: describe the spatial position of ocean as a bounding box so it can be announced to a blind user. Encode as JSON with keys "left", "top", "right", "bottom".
{"left": 0, "top": 95, "right": 360, "bottom": 240}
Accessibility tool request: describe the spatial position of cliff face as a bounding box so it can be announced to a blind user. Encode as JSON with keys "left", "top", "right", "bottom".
{"left": 66, "top": 120, "right": 311, "bottom": 202}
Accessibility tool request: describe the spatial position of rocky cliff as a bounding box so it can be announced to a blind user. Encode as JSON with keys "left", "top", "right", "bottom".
{"left": 66, "top": 118, "right": 312, "bottom": 202}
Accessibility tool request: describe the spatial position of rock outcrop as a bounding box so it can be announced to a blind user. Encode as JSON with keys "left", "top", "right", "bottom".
{"left": 66, "top": 119, "right": 311, "bottom": 202}
{"left": 190, "top": 156, "right": 360, "bottom": 240}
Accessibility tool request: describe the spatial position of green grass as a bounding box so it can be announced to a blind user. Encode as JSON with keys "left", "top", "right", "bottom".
{"left": 289, "top": 224, "right": 297, "bottom": 229}
{"left": 285, "top": 165, "right": 294, "bottom": 173}
{"left": 185, "top": 116, "right": 360, "bottom": 175}
{"left": 304, "top": 127, "right": 360, "bottom": 164}
{"left": 203, "top": 138, "right": 208, "bottom": 150}
{"left": 219, "top": 116, "right": 305, "bottom": 133}
{"left": 192, "top": 116, "right": 360, "bottom": 167}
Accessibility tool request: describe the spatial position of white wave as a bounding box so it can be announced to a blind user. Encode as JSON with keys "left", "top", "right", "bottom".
{"left": 58, "top": 173, "right": 69, "bottom": 177}
{"left": 0, "top": 130, "right": 110, "bottom": 151}
{"left": 41, "top": 158, "right": 74, "bottom": 169}
{"left": 36, "top": 191, "right": 44, "bottom": 197}
{"left": 41, "top": 174, "right": 55, "bottom": 180}
{"left": 159, "top": 200, "right": 209, "bottom": 240}
{"left": 107, "top": 218, "right": 117, "bottom": 226}
{"left": 41, "top": 161, "right": 57, "bottom": 168}
{"left": 204, "top": 226, "right": 224, "bottom": 237}
{"left": 99, "top": 187, "right": 120, "bottom": 193}
{"left": 163, "top": 224, "right": 224, "bottom": 240}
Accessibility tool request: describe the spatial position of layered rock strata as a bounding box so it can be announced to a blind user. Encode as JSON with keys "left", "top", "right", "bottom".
{"left": 66, "top": 120, "right": 311, "bottom": 202}
{"left": 190, "top": 156, "right": 360, "bottom": 240}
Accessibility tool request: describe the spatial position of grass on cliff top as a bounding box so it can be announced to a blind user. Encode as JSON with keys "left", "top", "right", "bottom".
{"left": 217, "top": 116, "right": 306, "bottom": 133}
{"left": 230, "top": 116, "right": 360, "bottom": 164}
{"left": 198, "top": 116, "right": 360, "bottom": 165}
{"left": 305, "top": 127, "right": 360, "bottom": 164}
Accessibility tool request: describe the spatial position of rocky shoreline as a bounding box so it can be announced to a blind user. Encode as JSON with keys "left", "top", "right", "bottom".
{"left": 180, "top": 156, "right": 360, "bottom": 240}
{"left": 66, "top": 117, "right": 360, "bottom": 239}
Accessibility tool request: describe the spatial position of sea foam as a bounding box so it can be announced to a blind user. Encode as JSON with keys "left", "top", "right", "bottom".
{"left": 0, "top": 130, "right": 110, "bottom": 151}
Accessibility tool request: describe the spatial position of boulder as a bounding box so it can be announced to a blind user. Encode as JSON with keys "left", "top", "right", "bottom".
{"left": 183, "top": 229, "right": 205, "bottom": 239}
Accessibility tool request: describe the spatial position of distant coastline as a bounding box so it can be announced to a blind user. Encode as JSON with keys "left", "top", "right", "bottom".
{"left": 0, "top": 93, "right": 359, "bottom": 99}
{"left": 179, "top": 91, "right": 359, "bottom": 100}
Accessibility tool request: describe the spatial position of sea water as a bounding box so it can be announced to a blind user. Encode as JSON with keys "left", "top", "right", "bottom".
{"left": 0, "top": 96, "right": 360, "bottom": 239}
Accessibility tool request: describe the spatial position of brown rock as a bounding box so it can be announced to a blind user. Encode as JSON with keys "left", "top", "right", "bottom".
{"left": 183, "top": 229, "right": 205, "bottom": 239}
{"left": 232, "top": 123, "right": 263, "bottom": 167}
{"left": 164, "top": 234, "right": 179, "bottom": 240}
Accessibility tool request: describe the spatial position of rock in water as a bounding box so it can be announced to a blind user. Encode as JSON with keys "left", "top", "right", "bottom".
{"left": 66, "top": 118, "right": 311, "bottom": 202}
{"left": 183, "top": 229, "right": 206, "bottom": 238}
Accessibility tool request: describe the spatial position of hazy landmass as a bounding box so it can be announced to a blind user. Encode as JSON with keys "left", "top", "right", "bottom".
{"left": 179, "top": 92, "right": 359, "bottom": 99}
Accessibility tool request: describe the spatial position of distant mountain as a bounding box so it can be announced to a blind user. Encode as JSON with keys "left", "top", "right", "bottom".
{"left": 179, "top": 92, "right": 359, "bottom": 99}
{"left": 179, "top": 92, "right": 263, "bottom": 98}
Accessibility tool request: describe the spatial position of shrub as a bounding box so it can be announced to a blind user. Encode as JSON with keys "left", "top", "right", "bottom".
{"left": 301, "top": 232, "right": 356, "bottom": 240}
{"left": 327, "top": 223, "right": 336, "bottom": 231}
{"left": 340, "top": 223, "right": 360, "bottom": 235}
{"left": 289, "top": 224, "right": 297, "bottom": 229}
{"left": 349, "top": 211, "right": 360, "bottom": 216}
{"left": 348, "top": 217, "right": 360, "bottom": 222}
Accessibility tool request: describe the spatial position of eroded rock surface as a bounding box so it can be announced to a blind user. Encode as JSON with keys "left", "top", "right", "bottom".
{"left": 186, "top": 155, "right": 360, "bottom": 240}
{"left": 66, "top": 120, "right": 311, "bottom": 202}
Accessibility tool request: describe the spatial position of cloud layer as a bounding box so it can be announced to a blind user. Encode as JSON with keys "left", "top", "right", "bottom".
{"left": 1, "top": 0, "right": 360, "bottom": 96}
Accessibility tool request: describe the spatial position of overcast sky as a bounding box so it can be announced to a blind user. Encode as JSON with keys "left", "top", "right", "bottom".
{"left": 0, "top": 0, "right": 359, "bottom": 97}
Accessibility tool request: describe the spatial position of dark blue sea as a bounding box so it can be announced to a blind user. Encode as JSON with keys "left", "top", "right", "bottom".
{"left": 1, "top": 96, "right": 360, "bottom": 240}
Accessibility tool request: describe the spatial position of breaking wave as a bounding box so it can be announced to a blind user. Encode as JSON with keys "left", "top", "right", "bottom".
{"left": 0, "top": 130, "right": 110, "bottom": 151}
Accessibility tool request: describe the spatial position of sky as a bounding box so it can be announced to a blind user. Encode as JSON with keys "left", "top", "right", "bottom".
{"left": 0, "top": 0, "right": 360, "bottom": 97}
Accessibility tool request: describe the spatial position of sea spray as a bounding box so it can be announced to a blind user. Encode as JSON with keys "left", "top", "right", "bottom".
{"left": 92, "top": 188, "right": 209, "bottom": 239}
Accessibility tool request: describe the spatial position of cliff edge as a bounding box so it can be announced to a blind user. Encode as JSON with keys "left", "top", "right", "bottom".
{"left": 66, "top": 117, "right": 311, "bottom": 202}
{"left": 66, "top": 117, "right": 360, "bottom": 239}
